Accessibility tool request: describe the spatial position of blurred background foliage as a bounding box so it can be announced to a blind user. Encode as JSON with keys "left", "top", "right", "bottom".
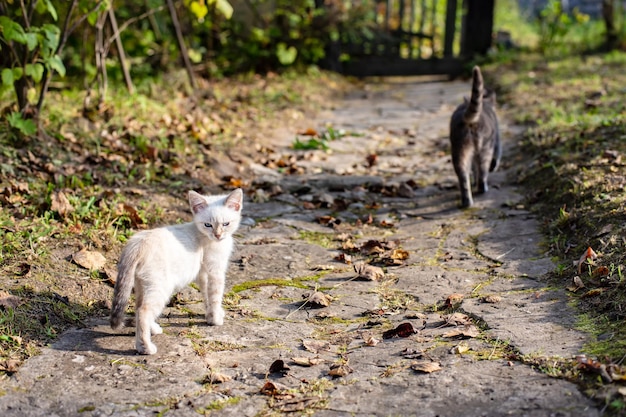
{"left": 1, "top": 0, "right": 626, "bottom": 132}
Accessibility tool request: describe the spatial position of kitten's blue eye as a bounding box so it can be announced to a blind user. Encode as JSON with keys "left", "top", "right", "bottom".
{"left": 223, "top": 222, "right": 230, "bottom": 227}
{"left": 204, "top": 223, "right": 212, "bottom": 228}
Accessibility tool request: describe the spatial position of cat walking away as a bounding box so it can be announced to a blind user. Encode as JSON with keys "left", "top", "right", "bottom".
{"left": 110, "top": 188, "right": 243, "bottom": 354}
{"left": 449, "top": 66, "right": 501, "bottom": 208}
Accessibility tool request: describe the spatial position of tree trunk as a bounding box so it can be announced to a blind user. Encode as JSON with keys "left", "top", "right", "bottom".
{"left": 602, "top": 0, "right": 618, "bottom": 50}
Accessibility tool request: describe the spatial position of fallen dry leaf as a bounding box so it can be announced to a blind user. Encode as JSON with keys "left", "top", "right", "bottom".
{"left": 576, "top": 355, "right": 612, "bottom": 383}
{"left": 364, "top": 336, "right": 380, "bottom": 347}
{"left": 203, "top": 371, "right": 231, "bottom": 384}
{"left": 72, "top": 248, "right": 106, "bottom": 271}
{"left": 411, "top": 360, "right": 442, "bottom": 373}
{"left": 401, "top": 348, "right": 424, "bottom": 359}
{"left": 592, "top": 266, "right": 610, "bottom": 278}
{"left": 260, "top": 380, "right": 291, "bottom": 397}
{"left": 302, "top": 339, "right": 331, "bottom": 354}
{"left": 451, "top": 343, "right": 470, "bottom": 354}
{"left": 577, "top": 246, "right": 598, "bottom": 274}
{"left": 306, "top": 291, "right": 332, "bottom": 308}
{"left": 567, "top": 276, "right": 585, "bottom": 293}
{"left": 50, "top": 191, "right": 74, "bottom": 216}
{"left": 481, "top": 295, "right": 502, "bottom": 304}
{"left": 328, "top": 363, "right": 353, "bottom": 378}
{"left": 291, "top": 357, "right": 325, "bottom": 367}
{"left": 268, "top": 359, "right": 290, "bottom": 375}
{"left": 118, "top": 203, "right": 144, "bottom": 228}
{"left": 442, "top": 312, "right": 472, "bottom": 326}
{"left": 382, "top": 322, "right": 417, "bottom": 339}
{"left": 365, "top": 153, "right": 378, "bottom": 167}
{"left": 0, "top": 290, "right": 22, "bottom": 309}
{"left": 389, "top": 248, "right": 409, "bottom": 261}
{"left": 442, "top": 324, "right": 480, "bottom": 339}
{"left": 354, "top": 262, "right": 384, "bottom": 281}
{"left": 299, "top": 127, "right": 319, "bottom": 136}
{"left": 0, "top": 359, "right": 21, "bottom": 373}
{"left": 334, "top": 253, "right": 353, "bottom": 264}
{"left": 444, "top": 293, "right": 464, "bottom": 308}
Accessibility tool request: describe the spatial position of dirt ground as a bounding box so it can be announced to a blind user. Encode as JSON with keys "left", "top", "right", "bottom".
{"left": 0, "top": 76, "right": 600, "bottom": 416}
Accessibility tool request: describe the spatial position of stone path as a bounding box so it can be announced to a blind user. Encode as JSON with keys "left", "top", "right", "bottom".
{"left": 0, "top": 77, "right": 600, "bottom": 417}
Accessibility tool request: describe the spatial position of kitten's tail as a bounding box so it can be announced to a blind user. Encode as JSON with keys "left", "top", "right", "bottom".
{"left": 463, "top": 66, "right": 483, "bottom": 124}
{"left": 110, "top": 240, "right": 141, "bottom": 330}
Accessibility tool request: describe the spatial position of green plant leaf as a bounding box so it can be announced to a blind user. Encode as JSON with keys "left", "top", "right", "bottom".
{"left": 276, "top": 42, "right": 297, "bottom": 66}
{"left": 213, "top": 0, "right": 233, "bottom": 19}
{"left": 47, "top": 55, "right": 66, "bottom": 77}
{"left": 7, "top": 112, "right": 37, "bottom": 136}
{"left": 0, "top": 16, "right": 27, "bottom": 44}
{"left": 43, "top": 0, "right": 58, "bottom": 21}
{"left": 189, "top": 1, "right": 209, "bottom": 21}
{"left": 1, "top": 68, "right": 14, "bottom": 86}
{"left": 40, "top": 24, "right": 61, "bottom": 55}
{"left": 25, "top": 63, "right": 44, "bottom": 83}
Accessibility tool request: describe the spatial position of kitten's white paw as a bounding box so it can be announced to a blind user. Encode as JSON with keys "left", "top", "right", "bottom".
{"left": 150, "top": 322, "right": 163, "bottom": 335}
{"left": 137, "top": 341, "right": 157, "bottom": 355}
{"left": 207, "top": 308, "right": 225, "bottom": 326}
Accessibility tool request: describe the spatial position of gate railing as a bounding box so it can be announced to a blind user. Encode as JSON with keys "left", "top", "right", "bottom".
{"left": 321, "top": 0, "right": 494, "bottom": 77}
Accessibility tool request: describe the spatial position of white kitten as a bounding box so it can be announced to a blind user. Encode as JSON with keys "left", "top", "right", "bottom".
{"left": 110, "top": 189, "right": 243, "bottom": 355}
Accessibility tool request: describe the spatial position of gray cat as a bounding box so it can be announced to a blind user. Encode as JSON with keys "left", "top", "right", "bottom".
{"left": 449, "top": 66, "right": 501, "bottom": 208}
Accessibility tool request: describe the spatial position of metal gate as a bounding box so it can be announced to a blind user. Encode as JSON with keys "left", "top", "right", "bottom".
{"left": 322, "top": 0, "right": 494, "bottom": 77}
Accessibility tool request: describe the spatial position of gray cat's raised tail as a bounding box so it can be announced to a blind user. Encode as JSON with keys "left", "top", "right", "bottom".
{"left": 463, "top": 66, "right": 483, "bottom": 124}
{"left": 110, "top": 240, "right": 141, "bottom": 330}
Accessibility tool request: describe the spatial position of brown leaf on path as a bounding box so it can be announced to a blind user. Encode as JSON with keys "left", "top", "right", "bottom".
{"left": 50, "top": 191, "right": 74, "bottom": 216}
{"left": 389, "top": 248, "right": 409, "bottom": 261}
{"left": 481, "top": 295, "right": 502, "bottom": 304}
{"left": 411, "top": 360, "right": 442, "bottom": 373}
{"left": 103, "top": 266, "right": 118, "bottom": 285}
{"left": 364, "top": 336, "right": 380, "bottom": 346}
{"left": 442, "top": 324, "right": 480, "bottom": 339}
{"left": 401, "top": 348, "right": 424, "bottom": 359}
{"left": 592, "top": 266, "right": 610, "bottom": 278}
{"left": 451, "top": 342, "right": 470, "bottom": 354}
{"left": 317, "top": 215, "right": 340, "bottom": 227}
{"left": 269, "top": 359, "right": 290, "bottom": 375}
{"left": 72, "top": 248, "right": 106, "bottom": 271}
{"left": 382, "top": 322, "right": 417, "bottom": 339}
{"left": 444, "top": 293, "right": 464, "bottom": 308}
{"left": 202, "top": 371, "right": 231, "bottom": 384}
{"left": 334, "top": 253, "right": 353, "bottom": 264}
{"left": 328, "top": 363, "right": 353, "bottom": 378}
{"left": 306, "top": 291, "right": 332, "bottom": 308}
{"left": 260, "top": 380, "right": 291, "bottom": 397}
{"left": 576, "top": 355, "right": 612, "bottom": 383}
{"left": 225, "top": 176, "right": 246, "bottom": 189}
{"left": 442, "top": 312, "right": 472, "bottom": 326}
{"left": 581, "top": 288, "right": 606, "bottom": 298}
{"left": 299, "top": 127, "right": 319, "bottom": 136}
{"left": 354, "top": 262, "right": 384, "bottom": 281}
{"left": 0, "top": 359, "right": 21, "bottom": 373}
{"left": 366, "top": 153, "right": 378, "bottom": 167}
{"left": 0, "top": 290, "right": 22, "bottom": 309}
{"left": 118, "top": 203, "right": 144, "bottom": 228}
{"left": 291, "top": 357, "right": 325, "bottom": 367}
{"left": 302, "top": 339, "right": 331, "bottom": 354}
{"left": 577, "top": 246, "right": 598, "bottom": 273}
{"left": 566, "top": 276, "right": 585, "bottom": 293}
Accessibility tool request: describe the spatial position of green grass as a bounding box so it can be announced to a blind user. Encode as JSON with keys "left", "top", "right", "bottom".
{"left": 485, "top": 50, "right": 626, "bottom": 412}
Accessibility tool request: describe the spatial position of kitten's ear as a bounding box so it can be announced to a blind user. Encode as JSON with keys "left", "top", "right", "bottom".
{"left": 225, "top": 188, "right": 243, "bottom": 212}
{"left": 188, "top": 191, "right": 208, "bottom": 214}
